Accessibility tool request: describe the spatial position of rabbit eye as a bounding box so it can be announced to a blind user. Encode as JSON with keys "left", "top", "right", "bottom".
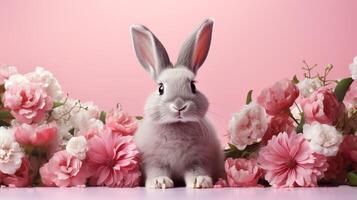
{"left": 190, "top": 81, "right": 196, "bottom": 94}
{"left": 158, "top": 83, "right": 164, "bottom": 95}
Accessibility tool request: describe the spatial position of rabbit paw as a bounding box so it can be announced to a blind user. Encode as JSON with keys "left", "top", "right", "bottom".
{"left": 147, "top": 176, "right": 174, "bottom": 189}
{"left": 186, "top": 175, "right": 213, "bottom": 188}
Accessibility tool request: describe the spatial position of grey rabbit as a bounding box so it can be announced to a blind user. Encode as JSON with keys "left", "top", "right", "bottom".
{"left": 131, "top": 19, "right": 224, "bottom": 189}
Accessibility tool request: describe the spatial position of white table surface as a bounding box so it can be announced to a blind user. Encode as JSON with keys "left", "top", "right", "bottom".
{"left": 1, "top": 186, "right": 356, "bottom": 200}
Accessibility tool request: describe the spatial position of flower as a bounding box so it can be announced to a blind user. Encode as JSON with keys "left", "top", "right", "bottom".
{"left": 14, "top": 122, "right": 58, "bottom": 146}
{"left": 4, "top": 74, "right": 29, "bottom": 89}
{"left": 349, "top": 56, "right": 357, "bottom": 80}
{"left": 66, "top": 136, "right": 87, "bottom": 160}
{"left": 105, "top": 105, "right": 138, "bottom": 136}
{"left": 0, "top": 157, "right": 31, "bottom": 187}
{"left": 39, "top": 150, "right": 90, "bottom": 187}
{"left": 86, "top": 129, "right": 141, "bottom": 187}
{"left": 3, "top": 83, "right": 53, "bottom": 124}
{"left": 303, "top": 123, "right": 342, "bottom": 157}
{"left": 323, "top": 153, "right": 350, "bottom": 184}
{"left": 257, "top": 79, "right": 299, "bottom": 115}
{"left": 297, "top": 78, "right": 322, "bottom": 98}
{"left": 344, "top": 82, "right": 357, "bottom": 109}
{"left": 340, "top": 135, "right": 357, "bottom": 164}
{"left": 25, "top": 67, "right": 63, "bottom": 100}
{"left": 225, "top": 158, "right": 262, "bottom": 187}
{"left": 301, "top": 88, "right": 344, "bottom": 125}
{"left": 0, "top": 127, "right": 24, "bottom": 175}
{"left": 262, "top": 113, "right": 295, "bottom": 145}
{"left": 213, "top": 178, "right": 228, "bottom": 188}
{"left": 258, "top": 132, "right": 328, "bottom": 187}
{"left": 229, "top": 102, "right": 268, "bottom": 150}
{"left": 0, "top": 65, "right": 18, "bottom": 84}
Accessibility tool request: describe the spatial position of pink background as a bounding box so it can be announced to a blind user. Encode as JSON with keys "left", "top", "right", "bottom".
{"left": 0, "top": 0, "right": 356, "bottom": 138}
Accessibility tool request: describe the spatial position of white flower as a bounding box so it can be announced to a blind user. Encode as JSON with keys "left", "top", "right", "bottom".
{"left": 26, "top": 67, "right": 63, "bottom": 100}
{"left": 349, "top": 56, "right": 357, "bottom": 80}
{"left": 66, "top": 136, "right": 87, "bottom": 160}
{"left": 303, "top": 122, "right": 343, "bottom": 156}
{"left": 0, "top": 65, "right": 18, "bottom": 84}
{"left": 0, "top": 127, "right": 24, "bottom": 174}
{"left": 4, "top": 74, "right": 29, "bottom": 89}
{"left": 229, "top": 102, "right": 268, "bottom": 150}
{"left": 290, "top": 103, "right": 302, "bottom": 122}
{"left": 297, "top": 78, "right": 322, "bottom": 98}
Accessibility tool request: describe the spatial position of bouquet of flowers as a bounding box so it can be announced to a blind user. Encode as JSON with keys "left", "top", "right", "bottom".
{"left": 0, "top": 66, "right": 141, "bottom": 187}
{"left": 219, "top": 58, "right": 357, "bottom": 188}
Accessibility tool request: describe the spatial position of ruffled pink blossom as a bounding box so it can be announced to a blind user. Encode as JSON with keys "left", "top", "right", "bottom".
{"left": 3, "top": 83, "right": 53, "bottom": 124}
{"left": 258, "top": 132, "right": 328, "bottom": 187}
{"left": 301, "top": 88, "right": 344, "bottom": 125}
{"left": 225, "top": 158, "right": 262, "bottom": 187}
{"left": 262, "top": 113, "right": 295, "bottom": 145}
{"left": 39, "top": 150, "right": 90, "bottom": 187}
{"left": 0, "top": 157, "right": 31, "bottom": 187}
{"left": 86, "top": 129, "right": 141, "bottom": 187}
{"left": 105, "top": 105, "right": 138, "bottom": 136}
{"left": 15, "top": 122, "right": 58, "bottom": 146}
{"left": 257, "top": 79, "right": 299, "bottom": 115}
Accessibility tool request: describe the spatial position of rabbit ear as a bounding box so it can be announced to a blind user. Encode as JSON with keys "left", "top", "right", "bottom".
{"left": 176, "top": 19, "right": 214, "bottom": 74}
{"left": 131, "top": 25, "right": 171, "bottom": 80}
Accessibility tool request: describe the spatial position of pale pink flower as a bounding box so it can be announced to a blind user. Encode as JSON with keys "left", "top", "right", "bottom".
{"left": 301, "top": 88, "right": 344, "bottom": 125}
{"left": 262, "top": 113, "right": 295, "bottom": 145}
{"left": 0, "top": 65, "right": 18, "bottom": 84}
{"left": 257, "top": 79, "right": 299, "bottom": 115}
{"left": 344, "top": 82, "right": 357, "bottom": 108}
{"left": 213, "top": 178, "right": 228, "bottom": 188}
{"left": 258, "top": 132, "right": 328, "bottom": 187}
{"left": 39, "top": 150, "right": 90, "bottom": 187}
{"left": 0, "top": 157, "right": 30, "bottom": 187}
{"left": 105, "top": 105, "right": 138, "bottom": 136}
{"left": 3, "top": 83, "right": 53, "bottom": 124}
{"left": 86, "top": 129, "right": 141, "bottom": 187}
{"left": 229, "top": 102, "right": 268, "bottom": 150}
{"left": 225, "top": 158, "right": 262, "bottom": 187}
{"left": 15, "top": 122, "right": 58, "bottom": 146}
{"left": 0, "top": 128, "right": 24, "bottom": 175}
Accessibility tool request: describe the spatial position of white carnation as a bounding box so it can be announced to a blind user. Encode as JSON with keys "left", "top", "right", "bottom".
{"left": 303, "top": 122, "right": 343, "bottom": 156}
{"left": 4, "top": 74, "right": 29, "bottom": 89}
{"left": 26, "top": 67, "right": 63, "bottom": 100}
{"left": 349, "top": 56, "right": 357, "bottom": 80}
{"left": 297, "top": 78, "right": 322, "bottom": 98}
{"left": 0, "top": 127, "right": 24, "bottom": 174}
{"left": 66, "top": 136, "right": 87, "bottom": 160}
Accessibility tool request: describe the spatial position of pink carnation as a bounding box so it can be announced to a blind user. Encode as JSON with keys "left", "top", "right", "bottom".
{"left": 39, "top": 150, "right": 90, "bottom": 187}
{"left": 258, "top": 132, "right": 328, "bottom": 187}
{"left": 105, "top": 105, "right": 138, "bottom": 136}
{"left": 225, "top": 158, "right": 262, "bottom": 187}
{"left": 15, "top": 122, "right": 58, "bottom": 146}
{"left": 262, "top": 113, "right": 295, "bottom": 145}
{"left": 257, "top": 79, "right": 299, "bottom": 115}
{"left": 301, "top": 88, "right": 344, "bottom": 125}
{"left": 86, "top": 129, "right": 141, "bottom": 187}
{"left": 0, "top": 157, "right": 30, "bottom": 187}
{"left": 3, "top": 83, "right": 53, "bottom": 124}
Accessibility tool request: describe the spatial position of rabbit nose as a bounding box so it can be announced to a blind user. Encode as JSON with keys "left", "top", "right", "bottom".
{"left": 169, "top": 103, "right": 188, "bottom": 112}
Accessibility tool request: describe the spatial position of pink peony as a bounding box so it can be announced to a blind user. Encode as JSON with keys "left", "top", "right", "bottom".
{"left": 86, "top": 129, "right": 141, "bottom": 187}
{"left": 301, "top": 88, "right": 344, "bottom": 125}
{"left": 0, "top": 157, "right": 31, "bottom": 187}
{"left": 225, "top": 158, "right": 262, "bottom": 187}
{"left": 39, "top": 150, "right": 90, "bottom": 187}
{"left": 3, "top": 83, "right": 53, "bottom": 124}
{"left": 258, "top": 132, "right": 328, "bottom": 187}
{"left": 262, "top": 113, "right": 295, "bottom": 145}
{"left": 15, "top": 122, "right": 58, "bottom": 146}
{"left": 105, "top": 105, "right": 138, "bottom": 136}
{"left": 229, "top": 102, "right": 268, "bottom": 150}
{"left": 257, "top": 79, "right": 299, "bottom": 115}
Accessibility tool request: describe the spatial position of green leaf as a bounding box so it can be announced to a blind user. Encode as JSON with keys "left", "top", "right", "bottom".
{"left": 246, "top": 90, "right": 253, "bottom": 104}
{"left": 0, "top": 111, "right": 13, "bottom": 120}
{"left": 292, "top": 75, "right": 299, "bottom": 84}
{"left": 296, "top": 113, "right": 305, "bottom": 133}
{"left": 347, "top": 171, "right": 357, "bottom": 186}
{"left": 99, "top": 111, "right": 107, "bottom": 123}
{"left": 224, "top": 143, "right": 260, "bottom": 159}
{"left": 334, "top": 77, "right": 354, "bottom": 102}
{"left": 135, "top": 116, "right": 143, "bottom": 120}
{"left": 52, "top": 101, "right": 65, "bottom": 109}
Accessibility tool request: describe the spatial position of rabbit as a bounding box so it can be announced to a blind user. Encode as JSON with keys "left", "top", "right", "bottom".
{"left": 130, "top": 18, "right": 224, "bottom": 189}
